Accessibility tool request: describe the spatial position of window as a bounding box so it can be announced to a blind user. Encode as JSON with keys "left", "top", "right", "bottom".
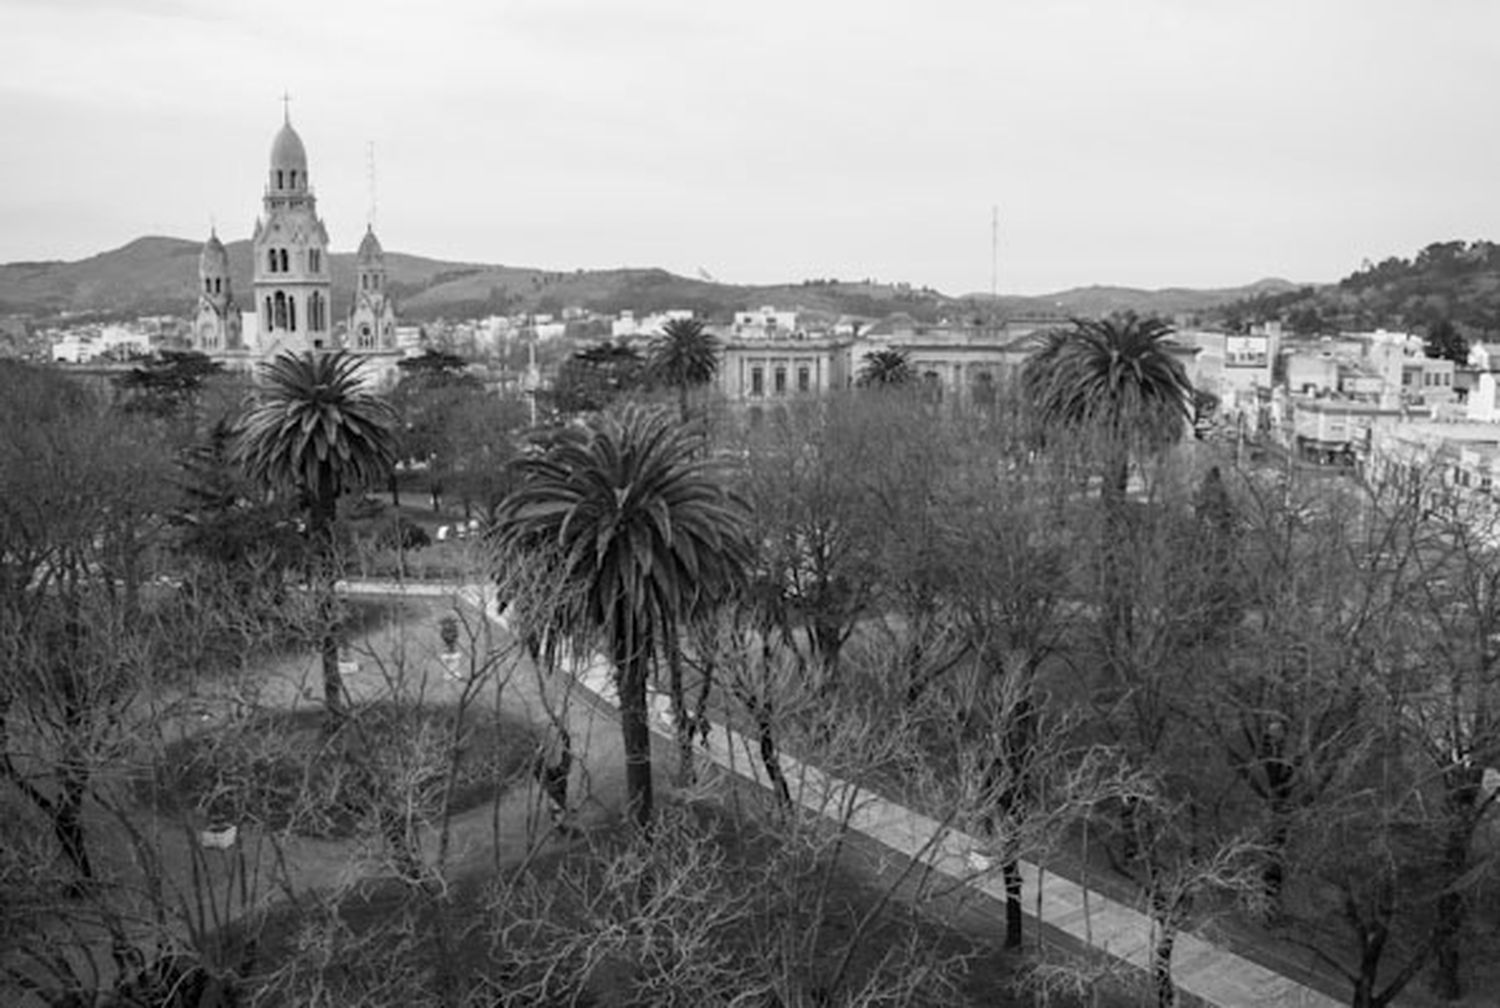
{"left": 309, "top": 292, "right": 324, "bottom": 332}
{"left": 361, "top": 275, "right": 368, "bottom": 290}
{"left": 359, "top": 324, "right": 373, "bottom": 349}
{"left": 267, "top": 249, "right": 277, "bottom": 273}
{"left": 797, "top": 367, "right": 810, "bottom": 392}
{"left": 214, "top": 277, "right": 222, "bottom": 294}
{"left": 265, "top": 296, "right": 273, "bottom": 322}
{"left": 289, "top": 170, "right": 297, "bottom": 188}
{"left": 279, "top": 249, "right": 289, "bottom": 273}
{"left": 276, "top": 170, "right": 284, "bottom": 189}
{"left": 273, "top": 292, "right": 287, "bottom": 330}
{"left": 774, "top": 367, "right": 787, "bottom": 395}
{"left": 309, "top": 249, "right": 320, "bottom": 272}
{"left": 750, "top": 366, "right": 764, "bottom": 397}
{"left": 204, "top": 278, "right": 212, "bottom": 293}
{"left": 288, "top": 296, "right": 296, "bottom": 332}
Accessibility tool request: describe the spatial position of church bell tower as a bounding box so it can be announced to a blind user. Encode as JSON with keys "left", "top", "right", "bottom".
{"left": 252, "top": 102, "right": 332, "bottom": 355}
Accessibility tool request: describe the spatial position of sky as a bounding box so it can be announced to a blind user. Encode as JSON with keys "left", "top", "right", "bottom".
{"left": 3, "top": 0, "right": 1500, "bottom": 296}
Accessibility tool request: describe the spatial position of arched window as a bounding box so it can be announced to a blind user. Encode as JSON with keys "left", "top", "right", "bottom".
{"left": 204, "top": 278, "right": 211, "bottom": 294}
{"left": 309, "top": 292, "right": 324, "bottom": 332}
{"left": 265, "top": 296, "right": 273, "bottom": 323}
{"left": 358, "top": 324, "right": 372, "bottom": 349}
{"left": 279, "top": 249, "right": 289, "bottom": 273}
{"left": 276, "top": 170, "right": 284, "bottom": 189}
{"left": 214, "top": 277, "right": 222, "bottom": 294}
{"left": 273, "top": 292, "right": 287, "bottom": 330}
{"left": 288, "top": 296, "right": 296, "bottom": 332}
{"left": 289, "top": 170, "right": 297, "bottom": 188}
{"left": 372, "top": 274, "right": 380, "bottom": 290}
{"left": 267, "top": 249, "right": 277, "bottom": 273}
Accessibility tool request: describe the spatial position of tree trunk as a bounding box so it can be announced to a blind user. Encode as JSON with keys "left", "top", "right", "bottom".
{"left": 755, "top": 702, "right": 792, "bottom": 809}
{"left": 320, "top": 621, "right": 342, "bottom": 721}
{"left": 1263, "top": 789, "right": 1292, "bottom": 914}
{"left": 1430, "top": 765, "right": 1481, "bottom": 1001}
{"left": 311, "top": 484, "right": 345, "bottom": 730}
{"left": 56, "top": 764, "right": 94, "bottom": 889}
{"left": 616, "top": 649, "right": 654, "bottom": 830}
{"left": 1101, "top": 453, "right": 1132, "bottom": 658}
{"left": 1002, "top": 856, "right": 1023, "bottom": 949}
{"left": 1151, "top": 903, "right": 1178, "bottom": 1008}
{"left": 666, "top": 634, "right": 696, "bottom": 786}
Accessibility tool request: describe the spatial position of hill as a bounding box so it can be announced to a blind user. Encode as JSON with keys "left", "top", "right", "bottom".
{"left": 0, "top": 236, "right": 1304, "bottom": 325}
{"left": 1211, "top": 240, "right": 1500, "bottom": 338}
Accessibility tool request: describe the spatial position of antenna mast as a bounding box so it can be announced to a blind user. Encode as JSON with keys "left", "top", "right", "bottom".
{"left": 366, "top": 142, "right": 378, "bottom": 228}
{"left": 990, "top": 205, "right": 999, "bottom": 302}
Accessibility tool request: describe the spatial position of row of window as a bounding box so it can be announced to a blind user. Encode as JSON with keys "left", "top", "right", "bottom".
{"left": 274, "top": 169, "right": 300, "bottom": 189}
{"left": 360, "top": 273, "right": 382, "bottom": 291}
{"left": 202, "top": 277, "right": 223, "bottom": 295}
{"left": 264, "top": 291, "right": 327, "bottom": 333}
{"left": 749, "top": 365, "right": 814, "bottom": 397}
{"left": 266, "top": 248, "right": 322, "bottom": 274}
{"left": 354, "top": 321, "right": 395, "bottom": 349}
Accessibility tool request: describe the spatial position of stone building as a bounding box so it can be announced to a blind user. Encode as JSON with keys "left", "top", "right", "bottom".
{"left": 191, "top": 108, "right": 399, "bottom": 383}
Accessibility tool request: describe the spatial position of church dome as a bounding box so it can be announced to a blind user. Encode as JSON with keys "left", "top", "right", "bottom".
{"left": 270, "top": 121, "right": 308, "bottom": 176}
{"left": 200, "top": 231, "right": 229, "bottom": 274}
{"left": 356, "top": 225, "right": 384, "bottom": 263}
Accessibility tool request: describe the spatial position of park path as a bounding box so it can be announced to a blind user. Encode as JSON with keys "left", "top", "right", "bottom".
{"left": 357, "top": 577, "right": 1350, "bottom": 1008}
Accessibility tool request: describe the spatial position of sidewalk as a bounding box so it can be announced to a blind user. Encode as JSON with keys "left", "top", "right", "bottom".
{"left": 348, "top": 579, "right": 1345, "bottom": 1008}
{"left": 553, "top": 614, "right": 1344, "bottom": 1007}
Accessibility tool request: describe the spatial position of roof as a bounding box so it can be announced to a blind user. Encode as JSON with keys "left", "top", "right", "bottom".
{"left": 357, "top": 225, "right": 384, "bottom": 264}
{"left": 199, "top": 230, "right": 227, "bottom": 269}
{"left": 270, "top": 120, "right": 308, "bottom": 175}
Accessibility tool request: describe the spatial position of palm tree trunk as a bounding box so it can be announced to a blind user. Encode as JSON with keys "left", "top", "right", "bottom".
{"left": 1101, "top": 452, "right": 1132, "bottom": 657}
{"left": 615, "top": 626, "right": 654, "bottom": 830}
{"left": 311, "top": 484, "right": 345, "bottom": 728}
{"left": 665, "top": 628, "right": 696, "bottom": 786}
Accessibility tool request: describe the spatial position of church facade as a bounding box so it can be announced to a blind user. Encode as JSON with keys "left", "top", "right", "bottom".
{"left": 190, "top": 110, "right": 400, "bottom": 384}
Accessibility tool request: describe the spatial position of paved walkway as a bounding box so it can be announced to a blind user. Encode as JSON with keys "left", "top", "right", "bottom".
{"left": 345, "top": 579, "right": 1345, "bottom": 1007}
{"left": 553, "top": 618, "right": 1343, "bottom": 1007}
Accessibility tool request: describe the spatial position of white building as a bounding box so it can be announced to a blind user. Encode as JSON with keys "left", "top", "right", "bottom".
{"left": 732, "top": 306, "right": 799, "bottom": 340}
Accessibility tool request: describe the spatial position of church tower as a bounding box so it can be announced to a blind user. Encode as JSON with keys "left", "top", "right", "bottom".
{"left": 252, "top": 108, "right": 332, "bottom": 355}
{"left": 192, "top": 229, "right": 243, "bottom": 353}
{"left": 347, "top": 224, "right": 398, "bottom": 353}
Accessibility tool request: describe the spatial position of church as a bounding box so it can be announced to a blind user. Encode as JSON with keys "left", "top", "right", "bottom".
{"left": 190, "top": 108, "right": 401, "bottom": 385}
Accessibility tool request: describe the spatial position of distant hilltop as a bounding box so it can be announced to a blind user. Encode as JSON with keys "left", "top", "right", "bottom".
{"left": 0, "top": 235, "right": 1306, "bottom": 323}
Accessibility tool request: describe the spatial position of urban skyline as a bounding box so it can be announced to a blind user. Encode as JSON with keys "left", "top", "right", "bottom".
{"left": 4, "top": 0, "right": 1499, "bottom": 296}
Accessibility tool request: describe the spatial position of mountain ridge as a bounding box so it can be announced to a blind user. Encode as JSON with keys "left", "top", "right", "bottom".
{"left": 0, "top": 236, "right": 1312, "bottom": 324}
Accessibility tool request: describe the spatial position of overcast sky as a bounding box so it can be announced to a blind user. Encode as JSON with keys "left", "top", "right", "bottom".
{"left": 3, "top": 0, "right": 1498, "bottom": 295}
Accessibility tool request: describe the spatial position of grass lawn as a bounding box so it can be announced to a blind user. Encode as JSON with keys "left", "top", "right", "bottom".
{"left": 140, "top": 702, "right": 537, "bottom": 838}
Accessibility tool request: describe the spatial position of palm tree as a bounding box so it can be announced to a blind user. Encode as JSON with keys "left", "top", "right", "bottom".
{"left": 648, "top": 317, "right": 721, "bottom": 423}
{"left": 1021, "top": 313, "right": 1193, "bottom": 648}
{"left": 492, "top": 405, "right": 751, "bottom": 827}
{"left": 857, "top": 348, "right": 914, "bottom": 388}
{"left": 235, "top": 351, "right": 397, "bottom": 722}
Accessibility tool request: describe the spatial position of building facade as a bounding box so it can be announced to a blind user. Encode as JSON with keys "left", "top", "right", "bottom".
{"left": 252, "top": 113, "right": 332, "bottom": 355}
{"left": 192, "top": 109, "right": 398, "bottom": 382}
{"left": 191, "top": 231, "right": 244, "bottom": 353}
